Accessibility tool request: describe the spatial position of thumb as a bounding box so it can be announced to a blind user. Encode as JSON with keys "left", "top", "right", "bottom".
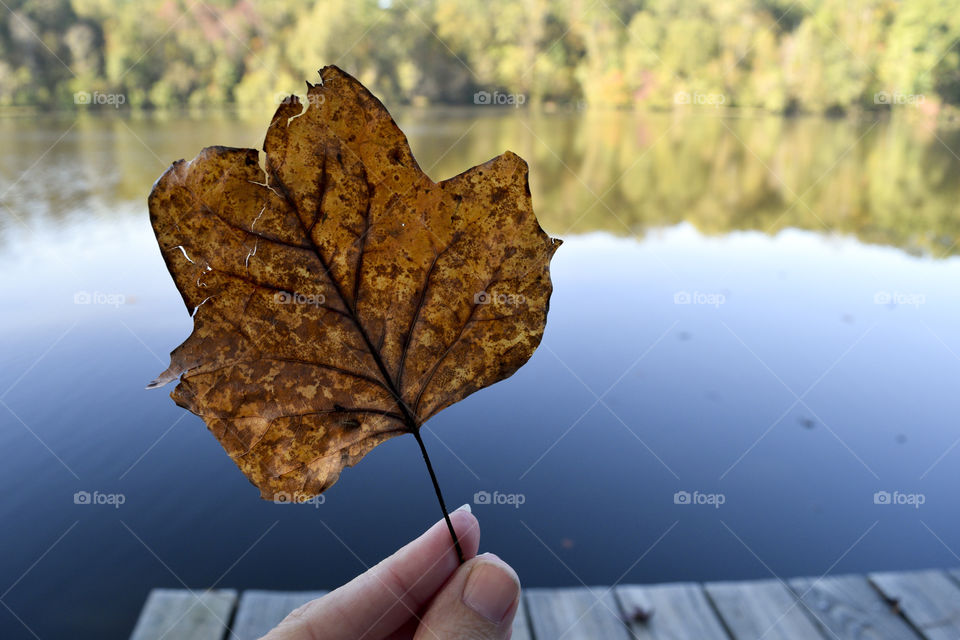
{"left": 414, "top": 553, "right": 520, "bottom": 640}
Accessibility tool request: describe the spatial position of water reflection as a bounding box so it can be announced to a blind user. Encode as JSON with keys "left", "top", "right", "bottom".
{"left": 3, "top": 111, "right": 959, "bottom": 255}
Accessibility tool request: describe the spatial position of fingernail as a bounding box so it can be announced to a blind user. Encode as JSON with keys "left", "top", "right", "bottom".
{"left": 454, "top": 503, "right": 472, "bottom": 513}
{"left": 462, "top": 556, "right": 520, "bottom": 624}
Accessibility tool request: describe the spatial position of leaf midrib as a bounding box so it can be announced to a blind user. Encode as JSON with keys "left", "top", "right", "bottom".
{"left": 267, "top": 161, "right": 420, "bottom": 431}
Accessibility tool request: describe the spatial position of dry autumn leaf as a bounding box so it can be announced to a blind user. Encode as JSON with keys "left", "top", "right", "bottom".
{"left": 147, "top": 66, "right": 559, "bottom": 533}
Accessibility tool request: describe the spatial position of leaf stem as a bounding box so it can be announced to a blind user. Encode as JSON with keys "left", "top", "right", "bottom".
{"left": 412, "top": 428, "right": 464, "bottom": 564}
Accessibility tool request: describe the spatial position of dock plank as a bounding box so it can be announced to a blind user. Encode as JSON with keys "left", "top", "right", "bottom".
{"left": 129, "top": 588, "right": 237, "bottom": 640}
{"left": 231, "top": 590, "right": 327, "bottom": 640}
{"left": 946, "top": 568, "right": 960, "bottom": 587}
{"left": 705, "top": 579, "right": 827, "bottom": 640}
{"left": 616, "top": 582, "right": 729, "bottom": 640}
{"left": 511, "top": 595, "right": 533, "bottom": 640}
{"left": 227, "top": 589, "right": 529, "bottom": 639}
{"left": 131, "top": 569, "right": 960, "bottom": 639}
{"left": 526, "top": 587, "right": 631, "bottom": 639}
{"left": 869, "top": 570, "right": 960, "bottom": 640}
{"left": 789, "top": 575, "right": 920, "bottom": 639}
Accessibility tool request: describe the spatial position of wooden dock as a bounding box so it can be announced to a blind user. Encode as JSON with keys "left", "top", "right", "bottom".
{"left": 129, "top": 568, "right": 960, "bottom": 639}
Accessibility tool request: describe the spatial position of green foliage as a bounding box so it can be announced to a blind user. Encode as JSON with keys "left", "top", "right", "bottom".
{"left": 0, "top": 0, "right": 958, "bottom": 112}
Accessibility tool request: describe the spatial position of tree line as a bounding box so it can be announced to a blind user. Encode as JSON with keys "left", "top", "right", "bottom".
{"left": 1, "top": 0, "right": 959, "bottom": 113}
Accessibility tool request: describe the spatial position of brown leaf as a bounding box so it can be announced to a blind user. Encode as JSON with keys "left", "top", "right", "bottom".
{"left": 148, "top": 66, "right": 560, "bottom": 500}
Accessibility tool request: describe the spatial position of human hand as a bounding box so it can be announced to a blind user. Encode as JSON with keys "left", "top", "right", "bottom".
{"left": 261, "top": 506, "right": 521, "bottom": 639}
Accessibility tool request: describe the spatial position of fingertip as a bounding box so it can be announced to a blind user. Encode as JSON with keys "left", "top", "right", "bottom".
{"left": 462, "top": 555, "right": 521, "bottom": 625}
{"left": 449, "top": 507, "right": 481, "bottom": 559}
{"left": 472, "top": 553, "right": 520, "bottom": 588}
{"left": 413, "top": 552, "right": 521, "bottom": 638}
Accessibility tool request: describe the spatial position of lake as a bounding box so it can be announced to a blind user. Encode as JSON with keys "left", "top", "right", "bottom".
{"left": 2, "top": 108, "right": 960, "bottom": 639}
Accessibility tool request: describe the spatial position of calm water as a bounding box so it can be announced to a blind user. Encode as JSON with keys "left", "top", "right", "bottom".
{"left": 2, "top": 109, "right": 960, "bottom": 639}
